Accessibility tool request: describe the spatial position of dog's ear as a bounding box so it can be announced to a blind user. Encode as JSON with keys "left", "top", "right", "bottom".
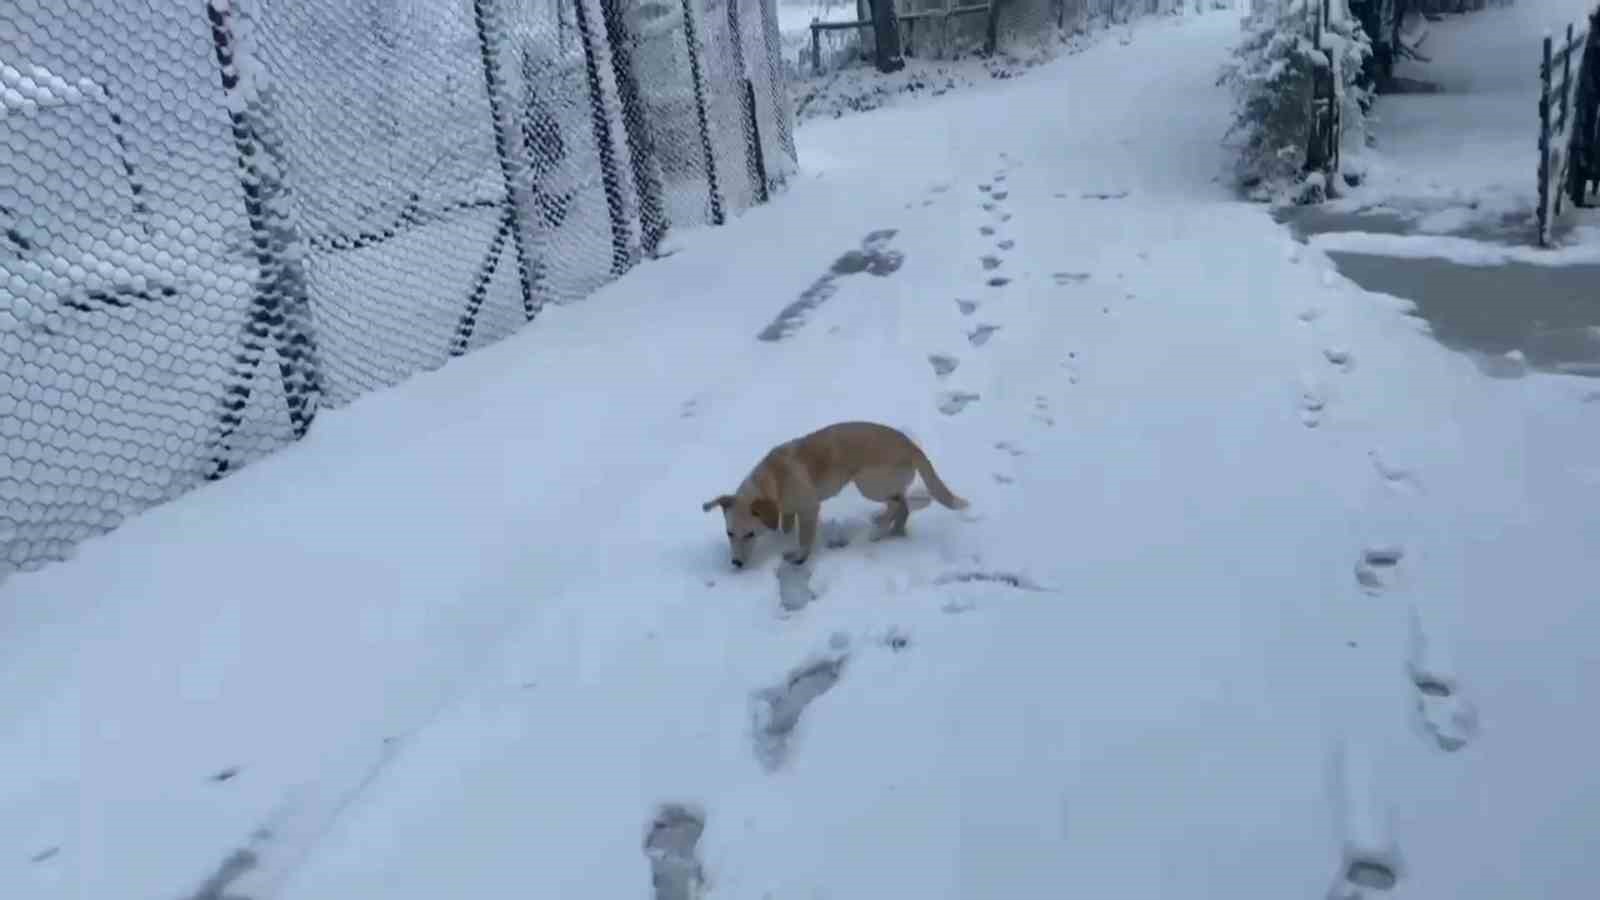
{"left": 702, "top": 494, "right": 735, "bottom": 513}
{"left": 749, "top": 498, "right": 780, "bottom": 530}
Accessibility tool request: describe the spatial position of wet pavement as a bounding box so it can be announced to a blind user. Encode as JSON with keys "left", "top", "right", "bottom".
{"left": 1278, "top": 207, "right": 1600, "bottom": 379}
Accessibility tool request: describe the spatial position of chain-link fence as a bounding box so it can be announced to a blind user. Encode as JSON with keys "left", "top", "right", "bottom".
{"left": 1, "top": 0, "right": 797, "bottom": 576}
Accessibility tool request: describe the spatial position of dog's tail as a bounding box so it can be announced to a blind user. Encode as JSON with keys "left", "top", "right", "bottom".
{"left": 912, "top": 447, "right": 969, "bottom": 510}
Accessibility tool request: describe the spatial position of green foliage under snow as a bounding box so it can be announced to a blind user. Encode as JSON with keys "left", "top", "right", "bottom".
{"left": 1217, "top": 2, "right": 1373, "bottom": 202}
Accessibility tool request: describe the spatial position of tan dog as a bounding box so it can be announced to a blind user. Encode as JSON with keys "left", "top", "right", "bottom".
{"left": 703, "top": 421, "right": 968, "bottom": 569}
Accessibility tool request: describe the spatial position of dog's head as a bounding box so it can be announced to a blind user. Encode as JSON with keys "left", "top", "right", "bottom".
{"left": 702, "top": 493, "right": 779, "bottom": 569}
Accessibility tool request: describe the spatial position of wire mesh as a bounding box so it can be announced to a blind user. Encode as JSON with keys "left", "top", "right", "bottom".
{"left": 1, "top": 0, "right": 796, "bottom": 575}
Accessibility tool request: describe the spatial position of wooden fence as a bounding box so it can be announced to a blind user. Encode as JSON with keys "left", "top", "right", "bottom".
{"left": 1537, "top": 9, "right": 1598, "bottom": 247}
{"left": 809, "top": 0, "right": 999, "bottom": 74}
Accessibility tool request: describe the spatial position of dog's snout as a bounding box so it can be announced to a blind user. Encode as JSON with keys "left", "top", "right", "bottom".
{"left": 731, "top": 558, "right": 745, "bottom": 569}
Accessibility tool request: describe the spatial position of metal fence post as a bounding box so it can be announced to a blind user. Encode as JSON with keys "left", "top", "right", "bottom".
{"left": 680, "top": 0, "right": 727, "bottom": 225}
{"left": 471, "top": 0, "right": 541, "bottom": 318}
{"left": 756, "top": 0, "right": 797, "bottom": 164}
{"left": 600, "top": 0, "right": 670, "bottom": 257}
{"left": 204, "top": 0, "right": 322, "bottom": 480}
{"left": 744, "top": 79, "right": 771, "bottom": 203}
{"left": 572, "top": 0, "right": 634, "bottom": 272}
{"left": 726, "top": 0, "right": 769, "bottom": 203}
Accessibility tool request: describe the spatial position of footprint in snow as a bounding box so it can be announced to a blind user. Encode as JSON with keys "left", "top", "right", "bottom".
{"left": 1369, "top": 451, "right": 1423, "bottom": 496}
{"left": 987, "top": 276, "right": 1011, "bottom": 288}
{"left": 935, "top": 570, "right": 1048, "bottom": 591}
{"left": 979, "top": 225, "right": 996, "bottom": 236}
{"left": 1033, "top": 394, "right": 1055, "bottom": 427}
{"left": 881, "top": 627, "right": 911, "bottom": 652}
{"left": 644, "top": 804, "right": 706, "bottom": 900}
{"left": 1061, "top": 352, "right": 1081, "bottom": 385}
{"left": 752, "top": 650, "right": 848, "bottom": 772}
{"left": 997, "top": 239, "right": 1016, "bottom": 251}
{"left": 968, "top": 324, "right": 1001, "bottom": 346}
{"left": 939, "top": 391, "right": 980, "bottom": 415}
{"left": 1325, "top": 347, "right": 1355, "bottom": 372}
{"left": 1327, "top": 739, "right": 1404, "bottom": 898}
{"left": 1354, "top": 546, "right": 1403, "bottom": 595}
{"left": 1407, "top": 607, "right": 1479, "bottom": 752}
{"left": 1300, "top": 384, "right": 1328, "bottom": 429}
{"left": 1053, "top": 272, "right": 1090, "bottom": 285}
{"left": 980, "top": 255, "right": 1003, "bottom": 271}
{"left": 928, "top": 353, "right": 960, "bottom": 377}
{"left": 776, "top": 562, "right": 817, "bottom": 613}
{"left": 956, "top": 298, "right": 979, "bottom": 315}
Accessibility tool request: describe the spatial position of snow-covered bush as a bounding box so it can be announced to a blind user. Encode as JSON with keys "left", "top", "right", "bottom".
{"left": 1217, "top": 1, "right": 1372, "bottom": 202}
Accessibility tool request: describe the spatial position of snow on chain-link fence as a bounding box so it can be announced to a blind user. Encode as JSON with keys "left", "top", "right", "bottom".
{"left": 1, "top": 0, "right": 797, "bottom": 576}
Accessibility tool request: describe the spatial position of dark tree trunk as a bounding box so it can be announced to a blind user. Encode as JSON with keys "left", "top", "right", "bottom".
{"left": 868, "top": 0, "right": 905, "bottom": 73}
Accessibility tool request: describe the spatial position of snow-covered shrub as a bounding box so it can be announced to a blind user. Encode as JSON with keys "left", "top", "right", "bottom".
{"left": 1217, "top": 0, "right": 1372, "bottom": 202}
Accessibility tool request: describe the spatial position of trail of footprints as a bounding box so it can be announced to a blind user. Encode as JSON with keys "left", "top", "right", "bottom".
{"left": 647, "top": 558, "right": 1040, "bottom": 897}
{"left": 1290, "top": 254, "right": 1479, "bottom": 898}
{"left": 926, "top": 156, "right": 1022, "bottom": 420}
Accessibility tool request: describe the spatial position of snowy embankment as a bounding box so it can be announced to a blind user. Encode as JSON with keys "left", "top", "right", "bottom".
{"left": 5, "top": 8, "right": 1600, "bottom": 900}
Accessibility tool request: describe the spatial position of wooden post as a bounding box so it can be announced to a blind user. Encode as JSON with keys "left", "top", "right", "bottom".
{"left": 985, "top": 0, "right": 1000, "bottom": 55}
{"left": 1559, "top": 23, "right": 1575, "bottom": 133}
{"left": 811, "top": 21, "right": 822, "bottom": 74}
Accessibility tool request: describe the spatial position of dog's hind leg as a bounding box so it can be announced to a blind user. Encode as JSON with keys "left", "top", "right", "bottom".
{"left": 881, "top": 495, "right": 911, "bottom": 537}
{"left": 856, "top": 466, "right": 916, "bottom": 539}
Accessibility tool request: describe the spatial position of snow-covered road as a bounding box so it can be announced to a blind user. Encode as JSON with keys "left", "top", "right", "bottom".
{"left": 5, "top": 8, "right": 1599, "bottom": 900}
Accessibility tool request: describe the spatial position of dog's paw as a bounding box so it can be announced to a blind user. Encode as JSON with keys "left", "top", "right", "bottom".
{"left": 783, "top": 550, "right": 810, "bottom": 567}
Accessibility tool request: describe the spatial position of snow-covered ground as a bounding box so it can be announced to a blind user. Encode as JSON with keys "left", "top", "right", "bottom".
{"left": 1336, "top": 1, "right": 1600, "bottom": 249}
{"left": 6, "top": 6, "right": 1600, "bottom": 900}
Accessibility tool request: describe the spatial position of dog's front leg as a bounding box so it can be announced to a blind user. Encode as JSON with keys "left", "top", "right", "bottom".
{"left": 784, "top": 508, "right": 820, "bottom": 566}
